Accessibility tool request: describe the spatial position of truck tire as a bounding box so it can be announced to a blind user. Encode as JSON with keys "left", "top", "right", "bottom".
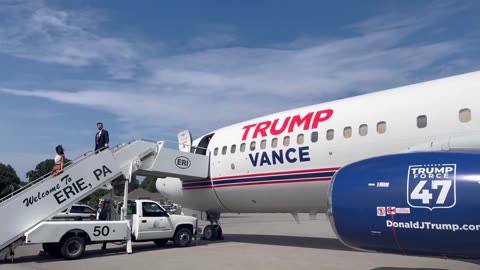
{"left": 174, "top": 227, "right": 192, "bottom": 247}
{"left": 153, "top": 239, "right": 168, "bottom": 246}
{"left": 42, "top": 243, "right": 60, "bottom": 256}
{"left": 60, "top": 236, "right": 85, "bottom": 260}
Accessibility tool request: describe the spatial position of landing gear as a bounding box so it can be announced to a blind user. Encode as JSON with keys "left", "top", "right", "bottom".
{"left": 202, "top": 212, "right": 223, "bottom": 241}
{"left": 203, "top": 224, "right": 223, "bottom": 240}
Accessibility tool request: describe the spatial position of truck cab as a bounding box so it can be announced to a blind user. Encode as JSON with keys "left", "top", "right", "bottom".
{"left": 126, "top": 199, "right": 197, "bottom": 244}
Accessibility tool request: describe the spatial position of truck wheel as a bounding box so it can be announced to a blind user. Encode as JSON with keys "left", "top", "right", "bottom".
{"left": 42, "top": 243, "right": 60, "bottom": 256}
{"left": 60, "top": 236, "right": 85, "bottom": 260}
{"left": 174, "top": 228, "right": 192, "bottom": 247}
{"left": 153, "top": 239, "right": 168, "bottom": 246}
{"left": 202, "top": 225, "right": 217, "bottom": 241}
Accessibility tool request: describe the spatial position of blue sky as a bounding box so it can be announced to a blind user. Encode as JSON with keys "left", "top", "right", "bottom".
{"left": 0, "top": 0, "right": 479, "bottom": 181}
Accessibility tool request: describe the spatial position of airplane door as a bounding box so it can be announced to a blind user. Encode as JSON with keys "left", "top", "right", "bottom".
{"left": 136, "top": 201, "right": 173, "bottom": 240}
{"left": 194, "top": 133, "right": 214, "bottom": 155}
{"left": 178, "top": 130, "right": 192, "bottom": 152}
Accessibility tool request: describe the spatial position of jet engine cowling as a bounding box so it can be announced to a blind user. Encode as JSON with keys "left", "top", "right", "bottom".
{"left": 327, "top": 151, "right": 480, "bottom": 259}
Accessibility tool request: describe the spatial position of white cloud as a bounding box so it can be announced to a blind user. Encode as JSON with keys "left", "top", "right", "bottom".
{"left": 0, "top": 1, "right": 138, "bottom": 79}
{"left": 185, "top": 24, "right": 239, "bottom": 50}
{"left": 188, "top": 33, "right": 237, "bottom": 49}
{"left": 0, "top": 1, "right": 478, "bottom": 140}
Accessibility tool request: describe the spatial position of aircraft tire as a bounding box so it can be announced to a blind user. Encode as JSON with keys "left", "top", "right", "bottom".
{"left": 214, "top": 225, "right": 223, "bottom": 240}
{"left": 203, "top": 225, "right": 218, "bottom": 241}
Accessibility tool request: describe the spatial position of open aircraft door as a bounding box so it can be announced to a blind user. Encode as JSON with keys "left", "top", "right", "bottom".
{"left": 194, "top": 133, "right": 214, "bottom": 155}
{"left": 178, "top": 130, "right": 192, "bottom": 152}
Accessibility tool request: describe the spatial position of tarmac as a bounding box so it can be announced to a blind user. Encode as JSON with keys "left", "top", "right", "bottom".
{"left": 2, "top": 213, "right": 479, "bottom": 270}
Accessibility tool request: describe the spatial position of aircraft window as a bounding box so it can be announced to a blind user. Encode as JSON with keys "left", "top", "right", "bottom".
{"left": 231, "top": 144, "right": 236, "bottom": 154}
{"left": 250, "top": 141, "right": 256, "bottom": 151}
{"left": 377, "top": 121, "right": 386, "bottom": 134}
{"left": 459, "top": 108, "right": 471, "bottom": 123}
{"left": 260, "top": 140, "right": 267, "bottom": 149}
{"left": 240, "top": 143, "right": 246, "bottom": 152}
{"left": 283, "top": 136, "right": 290, "bottom": 146}
{"left": 326, "top": 129, "right": 334, "bottom": 140}
{"left": 297, "top": 134, "right": 304, "bottom": 145}
{"left": 359, "top": 124, "right": 368, "bottom": 136}
{"left": 343, "top": 127, "right": 352, "bottom": 138}
{"left": 417, "top": 115, "right": 427, "bottom": 128}
{"left": 222, "top": 146, "right": 227, "bottom": 155}
{"left": 214, "top": 147, "right": 219, "bottom": 156}
{"left": 311, "top": 131, "right": 318, "bottom": 143}
{"left": 271, "top": 138, "right": 278, "bottom": 148}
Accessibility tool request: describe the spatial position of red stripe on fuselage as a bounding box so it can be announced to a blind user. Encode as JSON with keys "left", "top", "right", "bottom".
{"left": 211, "top": 167, "right": 340, "bottom": 181}
{"left": 213, "top": 177, "right": 332, "bottom": 188}
{"left": 183, "top": 177, "right": 332, "bottom": 190}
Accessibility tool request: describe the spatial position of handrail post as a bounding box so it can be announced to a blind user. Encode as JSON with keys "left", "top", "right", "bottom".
{"left": 120, "top": 161, "right": 133, "bottom": 221}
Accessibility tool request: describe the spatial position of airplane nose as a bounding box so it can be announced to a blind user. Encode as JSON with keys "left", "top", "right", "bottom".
{"left": 155, "top": 177, "right": 183, "bottom": 199}
{"left": 155, "top": 178, "right": 167, "bottom": 197}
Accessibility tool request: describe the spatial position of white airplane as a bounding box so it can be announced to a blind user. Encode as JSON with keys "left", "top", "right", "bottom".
{"left": 156, "top": 71, "right": 480, "bottom": 256}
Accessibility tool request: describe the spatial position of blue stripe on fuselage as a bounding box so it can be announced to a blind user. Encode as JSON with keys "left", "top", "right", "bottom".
{"left": 182, "top": 171, "right": 336, "bottom": 188}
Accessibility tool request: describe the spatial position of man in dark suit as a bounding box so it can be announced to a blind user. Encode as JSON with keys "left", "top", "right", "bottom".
{"left": 96, "top": 200, "right": 108, "bottom": 249}
{"left": 95, "top": 122, "right": 109, "bottom": 152}
{"left": 96, "top": 200, "right": 108, "bottom": 221}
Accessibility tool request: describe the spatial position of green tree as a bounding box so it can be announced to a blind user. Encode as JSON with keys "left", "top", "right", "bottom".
{"left": 26, "top": 159, "right": 54, "bottom": 182}
{"left": 141, "top": 176, "right": 158, "bottom": 193}
{"left": 80, "top": 175, "right": 124, "bottom": 206}
{"left": 129, "top": 176, "right": 140, "bottom": 192}
{"left": 80, "top": 175, "right": 140, "bottom": 206}
{"left": 0, "top": 163, "right": 21, "bottom": 198}
{"left": 26, "top": 158, "right": 72, "bottom": 182}
{"left": 82, "top": 189, "right": 110, "bottom": 207}
{"left": 112, "top": 176, "right": 140, "bottom": 196}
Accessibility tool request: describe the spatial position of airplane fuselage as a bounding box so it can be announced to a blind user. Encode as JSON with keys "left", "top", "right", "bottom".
{"left": 157, "top": 71, "right": 480, "bottom": 214}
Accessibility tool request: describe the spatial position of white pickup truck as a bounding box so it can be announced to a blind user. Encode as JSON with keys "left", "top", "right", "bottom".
{"left": 24, "top": 199, "right": 197, "bottom": 260}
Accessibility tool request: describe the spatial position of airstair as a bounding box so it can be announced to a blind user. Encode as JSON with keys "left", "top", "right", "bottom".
{"left": 0, "top": 140, "right": 209, "bottom": 256}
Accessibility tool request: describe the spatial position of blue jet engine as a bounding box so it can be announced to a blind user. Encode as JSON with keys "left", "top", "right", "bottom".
{"left": 328, "top": 151, "right": 480, "bottom": 259}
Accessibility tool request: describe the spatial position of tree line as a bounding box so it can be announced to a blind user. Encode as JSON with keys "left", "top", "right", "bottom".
{"left": 0, "top": 159, "right": 159, "bottom": 206}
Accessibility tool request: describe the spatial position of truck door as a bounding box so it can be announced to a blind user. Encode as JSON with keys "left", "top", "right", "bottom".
{"left": 135, "top": 201, "right": 173, "bottom": 240}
